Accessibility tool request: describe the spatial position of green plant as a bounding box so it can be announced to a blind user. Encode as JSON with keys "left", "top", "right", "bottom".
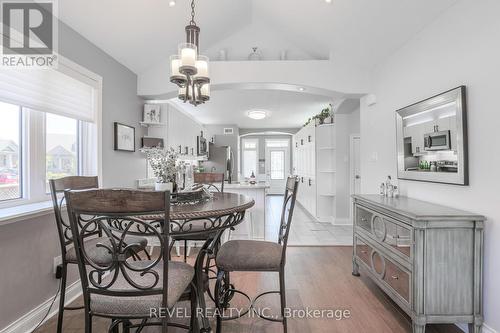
{"left": 140, "top": 147, "right": 180, "bottom": 183}
{"left": 304, "top": 104, "right": 333, "bottom": 127}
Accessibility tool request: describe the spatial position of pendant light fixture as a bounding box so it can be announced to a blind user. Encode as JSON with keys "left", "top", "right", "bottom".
{"left": 170, "top": 0, "right": 210, "bottom": 106}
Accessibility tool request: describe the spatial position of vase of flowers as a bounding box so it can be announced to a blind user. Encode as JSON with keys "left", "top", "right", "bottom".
{"left": 141, "top": 147, "right": 180, "bottom": 193}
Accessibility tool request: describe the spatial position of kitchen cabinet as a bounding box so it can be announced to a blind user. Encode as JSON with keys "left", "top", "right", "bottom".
{"left": 164, "top": 104, "right": 204, "bottom": 158}
{"left": 224, "top": 184, "right": 268, "bottom": 240}
{"left": 293, "top": 123, "right": 336, "bottom": 222}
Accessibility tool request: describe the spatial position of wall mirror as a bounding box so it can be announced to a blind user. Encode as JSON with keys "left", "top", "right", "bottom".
{"left": 396, "top": 86, "right": 468, "bottom": 185}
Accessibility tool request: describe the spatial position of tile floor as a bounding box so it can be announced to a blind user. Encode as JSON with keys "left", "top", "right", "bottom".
{"left": 265, "top": 195, "right": 353, "bottom": 246}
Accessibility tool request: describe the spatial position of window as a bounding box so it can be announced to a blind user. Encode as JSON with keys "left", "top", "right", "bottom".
{"left": 242, "top": 138, "right": 258, "bottom": 178}
{"left": 0, "top": 58, "right": 101, "bottom": 210}
{"left": 45, "top": 113, "right": 80, "bottom": 192}
{"left": 0, "top": 102, "right": 22, "bottom": 201}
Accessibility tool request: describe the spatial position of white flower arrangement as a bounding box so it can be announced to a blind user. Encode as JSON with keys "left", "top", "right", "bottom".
{"left": 141, "top": 147, "right": 180, "bottom": 184}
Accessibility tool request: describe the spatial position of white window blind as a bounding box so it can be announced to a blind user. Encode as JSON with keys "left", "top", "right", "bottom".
{"left": 0, "top": 66, "right": 97, "bottom": 123}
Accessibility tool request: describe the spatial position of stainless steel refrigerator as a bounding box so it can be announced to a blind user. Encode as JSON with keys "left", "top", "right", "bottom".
{"left": 202, "top": 143, "right": 234, "bottom": 183}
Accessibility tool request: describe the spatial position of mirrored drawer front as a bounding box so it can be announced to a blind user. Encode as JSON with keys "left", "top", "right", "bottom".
{"left": 355, "top": 238, "right": 372, "bottom": 266}
{"left": 356, "top": 205, "right": 412, "bottom": 259}
{"left": 356, "top": 237, "right": 410, "bottom": 304}
{"left": 355, "top": 206, "right": 373, "bottom": 233}
{"left": 383, "top": 258, "right": 410, "bottom": 303}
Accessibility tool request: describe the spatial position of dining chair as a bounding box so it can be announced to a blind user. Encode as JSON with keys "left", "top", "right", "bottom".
{"left": 214, "top": 176, "right": 299, "bottom": 333}
{"left": 171, "top": 172, "right": 225, "bottom": 262}
{"left": 49, "top": 176, "right": 149, "bottom": 333}
{"left": 64, "top": 188, "right": 197, "bottom": 333}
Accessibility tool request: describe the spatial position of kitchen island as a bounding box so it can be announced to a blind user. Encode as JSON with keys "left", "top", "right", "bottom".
{"left": 224, "top": 181, "right": 269, "bottom": 240}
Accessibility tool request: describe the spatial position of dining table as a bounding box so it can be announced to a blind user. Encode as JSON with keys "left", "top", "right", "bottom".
{"left": 143, "top": 192, "right": 255, "bottom": 332}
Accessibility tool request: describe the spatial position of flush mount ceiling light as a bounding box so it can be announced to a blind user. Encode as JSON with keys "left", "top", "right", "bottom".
{"left": 247, "top": 110, "right": 268, "bottom": 120}
{"left": 170, "top": 0, "right": 210, "bottom": 106}
{"left": 168, "top": 0, "right": 176, "bottom": 7}
{"left": 325, "top": 0, "right": 332, "bottom": 3}
{"left": 298, "top": 87, "right": 306, "bottom": 91}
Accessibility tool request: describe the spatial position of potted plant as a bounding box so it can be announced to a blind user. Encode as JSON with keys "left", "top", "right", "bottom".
{"left": 141, "top": 147, "right": 180, "bottom": 192}
{"left": 304, "top": 104, "right": 334, "bottom": 127}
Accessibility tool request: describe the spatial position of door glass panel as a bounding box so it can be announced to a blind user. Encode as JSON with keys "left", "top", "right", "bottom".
{"left": 243, "top": 150, "right": 257, "bottom": 178}
{"left": 270, "top": 150, "right": 285, "bottom": 180}
{"left": 0, "top": 102, "right": 21, "bottom": 201}
{"left": 46, "top": 113, "right": 78, "bottom": 192}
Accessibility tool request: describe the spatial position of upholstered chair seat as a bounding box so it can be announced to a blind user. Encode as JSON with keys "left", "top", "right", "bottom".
{"left": 90, "top": 260, "right": 194, "bottom": 317}
{"left": 216, "top": 240, "right": 283, "bottom": 272}
{"left": 65, "top": 235, "right": 148, "bottom": 265}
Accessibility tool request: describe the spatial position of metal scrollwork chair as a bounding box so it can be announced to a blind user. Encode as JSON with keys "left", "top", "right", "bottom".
{"left": 171, "top": 172, "right": 225, "bottom": 262}
{"left": 214, "top": 176, "right": 299, "bottom": 333}
{"left": 49, "top": 176, "right": 149, "bottom": 333}
{"left": 65, "top": 189, "right": 197, "bottom": 333}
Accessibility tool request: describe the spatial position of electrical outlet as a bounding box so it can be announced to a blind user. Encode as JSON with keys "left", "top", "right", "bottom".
{"left": 53, "top": 256, "right": 62, "bottom": 275}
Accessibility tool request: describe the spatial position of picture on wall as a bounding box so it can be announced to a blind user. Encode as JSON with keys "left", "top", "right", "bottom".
{"left": 143, "top": 104, "right": 161, "bottom": 124}
{"left": 114, "top": 122, "right": 135, "bottom": 152}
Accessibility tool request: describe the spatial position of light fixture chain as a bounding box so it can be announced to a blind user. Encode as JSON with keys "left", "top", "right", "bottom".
{"left": 190, "top": 0, "right": 196, "bottom": 25}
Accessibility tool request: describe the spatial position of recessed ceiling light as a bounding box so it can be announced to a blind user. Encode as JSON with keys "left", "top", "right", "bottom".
{"left": 247, "top": 110, "right": 268, "bottom": 120}
{"left": 325, "top": 0, "right": 332, "bottom": 3}
{"left": 298, "top": 87, "right": 306, "bottom": 91}
{"left": 168, "top": 0, "right": 176, "bottom": 7}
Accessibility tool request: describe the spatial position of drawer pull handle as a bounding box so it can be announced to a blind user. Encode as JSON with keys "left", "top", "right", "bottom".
{"left": 391, "top": 275, "right": 399, "bottom": 280}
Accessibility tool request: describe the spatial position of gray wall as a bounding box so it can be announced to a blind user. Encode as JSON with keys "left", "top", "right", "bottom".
{"left": 0, "top": 20, "right": 145, "bottom": 330}
{"left": 59, "top": 23, "right": 146, "bottom": 188}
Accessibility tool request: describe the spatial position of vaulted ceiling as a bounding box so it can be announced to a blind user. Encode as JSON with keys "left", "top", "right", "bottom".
{"left": 59, "top": 0, "right": 458, "bottom": 74}
{"left": 58, "top": 0, "right": 459, "bottom": 128}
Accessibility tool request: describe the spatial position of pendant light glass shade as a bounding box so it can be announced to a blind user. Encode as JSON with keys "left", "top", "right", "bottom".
{"left": 200, "top": 83, "right": 210, "bottom": 101}
{"left": 170, "top": 55, "right": 187, "bottom": 86}
{"left": 179, "top": 43, "right": 197, "bottom": 75}
{"left": 194, "top": 55, "right": 209, "bottom": 84}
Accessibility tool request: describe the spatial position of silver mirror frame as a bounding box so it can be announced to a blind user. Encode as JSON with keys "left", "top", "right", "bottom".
{"left": 396, "top": 86, "right": 468, "bottom": 185}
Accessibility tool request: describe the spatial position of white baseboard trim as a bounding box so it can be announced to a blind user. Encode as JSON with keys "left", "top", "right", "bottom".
{"left": 0, "top": 280, "right": 82, "bottom": 333}
{"left": 456, "top": 323, "right": 497, "bottom": 333}
{"left": 331, "top": 218, "right": 352, "bottom": 226}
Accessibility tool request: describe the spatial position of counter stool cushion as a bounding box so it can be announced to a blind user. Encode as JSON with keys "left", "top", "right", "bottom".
{"left": 90, "top": 260, "right": 194, "bottom": 317}
{"left": 65, "top": 236, "right": 148, "bottom": 265}
{"left": 216, "top": 240, "right": 283, "bottom": 272}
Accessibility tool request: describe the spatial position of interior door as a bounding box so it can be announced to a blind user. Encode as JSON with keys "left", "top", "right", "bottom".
{"left": 352, "top": 136, "right": 361, "bottom": 194}
{"left": 266, "top": 146, "right": 290, "bottom": 194}
{"left": 350, "top": 136, "right": 361, "bottom": 221}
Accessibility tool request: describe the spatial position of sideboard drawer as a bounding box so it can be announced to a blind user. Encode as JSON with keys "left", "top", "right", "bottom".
{"left": 356, "top": 204, "right": 412, "bottom": 260}
{"left": 355, "top": 206, "right": 373, "bottom": 233}
{"left": 355, "top": 237, "right": 372, "bottom": 266}
{"left": 383, "top": 258, "right": 410, "bottom": 303}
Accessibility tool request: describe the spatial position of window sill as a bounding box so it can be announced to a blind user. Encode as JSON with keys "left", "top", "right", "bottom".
{"left": 0, "top": 201, "right": 55, "bottom": 226}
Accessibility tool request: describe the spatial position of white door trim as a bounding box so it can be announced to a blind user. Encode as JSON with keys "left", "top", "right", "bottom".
{"left": 349, "top": 134, "right": 361, "bottom": 223}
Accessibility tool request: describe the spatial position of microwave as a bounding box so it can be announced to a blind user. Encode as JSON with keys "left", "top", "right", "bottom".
{"left": 197, "top": 136, "right": 208, "bottom": 156}
{"left": 424, "top": 130, "right": 451, "bottom": 151}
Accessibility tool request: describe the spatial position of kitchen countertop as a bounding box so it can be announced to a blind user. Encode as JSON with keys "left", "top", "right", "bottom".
{"left": 224, "top": 181, "right": 270, "bottom": 189}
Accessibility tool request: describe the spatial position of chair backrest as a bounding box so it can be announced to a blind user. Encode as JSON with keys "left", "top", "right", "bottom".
{"left": 49, "top": 176, "right": 99, "bottom": 255}
{"left": 64, "top": 189, "right": 171, "bottom": 315}
{"left": 278, "top": 177, "right": 299, "bottom": 262}
{"left": 193, "top": 172, "right": 225, "bottom": 192}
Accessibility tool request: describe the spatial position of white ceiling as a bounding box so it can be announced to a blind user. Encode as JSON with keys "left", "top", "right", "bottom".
{"left": 169, "top": 89, "right": 333, "bottom": 128}
{"left": 58, "top": 0, "right": 458, "bottom": 74}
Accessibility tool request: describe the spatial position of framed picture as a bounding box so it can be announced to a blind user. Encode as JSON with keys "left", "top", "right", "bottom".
{"left": 114, "top": 122, "right": 135, "bottom": 152}
{"left": 143, "top": 104, "right": 161, "bottom": 124}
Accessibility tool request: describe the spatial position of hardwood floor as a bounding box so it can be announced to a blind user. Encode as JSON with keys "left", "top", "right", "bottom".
{"left": 36, "top": 247, "right": 462, "bottom": 333}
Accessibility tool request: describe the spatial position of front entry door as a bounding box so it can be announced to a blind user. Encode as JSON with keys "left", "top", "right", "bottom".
{"left": 265, "top": 146, "right": 290, "bottom": 194}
